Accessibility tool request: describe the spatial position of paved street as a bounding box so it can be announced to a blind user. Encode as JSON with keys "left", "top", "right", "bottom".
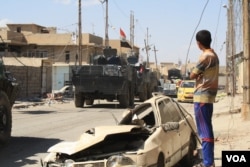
{"left": 0, "top": 95, "right": 249, "bottom": 167}
{"left": 0, "top": 99, "right": 127, "bottom": 167}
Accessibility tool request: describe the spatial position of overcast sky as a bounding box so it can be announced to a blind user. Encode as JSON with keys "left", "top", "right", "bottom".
{"left": 0, "top": 0, "right": 228, "bottom": 65}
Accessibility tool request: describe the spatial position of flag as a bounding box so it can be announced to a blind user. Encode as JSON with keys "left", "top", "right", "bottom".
{"left": 120, "top": 28, "right": 126, "bottom": 41}
{"left": 120, "top": 28, "right": 132, "bottom": 48}
{"left": 120, "top": 41, "right": 132, "bottom": 48}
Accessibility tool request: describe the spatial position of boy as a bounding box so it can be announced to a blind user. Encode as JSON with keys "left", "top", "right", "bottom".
{"left": 190, "top": 30, "right": 219, "bottom": 167}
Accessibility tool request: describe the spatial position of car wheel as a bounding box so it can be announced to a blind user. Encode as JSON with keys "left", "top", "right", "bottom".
{"left": 157, "top": 153, "right": 165, "bottom": 167}
{"left": 180, "top": 134, "right": 197, "bottom": 167}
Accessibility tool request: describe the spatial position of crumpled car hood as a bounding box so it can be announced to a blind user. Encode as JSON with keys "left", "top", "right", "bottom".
{"left": 48, "top": 125, "right": 140, "bottom": 155}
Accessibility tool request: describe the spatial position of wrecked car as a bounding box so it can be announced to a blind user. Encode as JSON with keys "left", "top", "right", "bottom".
{"left": 41, "top": 94, "right": 198, "bottom": 167}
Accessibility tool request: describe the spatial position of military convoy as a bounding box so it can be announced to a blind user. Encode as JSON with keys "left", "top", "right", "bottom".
{"left": 0, "top": 59, "right": 19, "bottom": 144}
{"left": 72, "top": 47, "right": 159, "bottom": 108}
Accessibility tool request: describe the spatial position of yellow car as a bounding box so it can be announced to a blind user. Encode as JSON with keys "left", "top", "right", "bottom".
{"left": 177, "top": 80, "right": 195, "bottom": 102}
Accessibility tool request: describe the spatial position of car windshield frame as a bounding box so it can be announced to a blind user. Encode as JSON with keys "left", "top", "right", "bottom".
{"left": 119, "top": 103, "right": 157, "bottom": 126}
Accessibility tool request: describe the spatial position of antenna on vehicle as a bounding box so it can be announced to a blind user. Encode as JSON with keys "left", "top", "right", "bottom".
{"left": 109, "top": 111, "right": 119, "bottom": 125}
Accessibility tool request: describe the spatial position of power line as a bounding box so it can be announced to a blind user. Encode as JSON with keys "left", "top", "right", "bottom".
{"left": 212, "top": 0, "right": 223, "bottom": 49}
{"left": 184, "top": 0, "right": 210, "bottom": 78}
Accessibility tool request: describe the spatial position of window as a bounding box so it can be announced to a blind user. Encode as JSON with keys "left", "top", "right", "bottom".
{"left": 27, "top": 50, "right": 48, "bottom": 58}
{"left": 135, "top": 104, "right": 155, "bottom": 126}
{"left": 158, "top": 101, "right": 172, "bottom": 123}
{"left": 41, "top": 51, "right": 48, "bottom": 58}
{"left": 65, "top": 51, "right": 70, "bottom": 63}
{"left": 181, "top": 81, "right": 195, "bottom": 88}
{"left": 119, "top": 103, "right": 156, "bottom": 126}
{"left": 36, "top": 51, "right": 48, "bottom": 58}
{"left": 17, "top": 27, "right": 21, "bottom": 33}
{"left": 158, "top": 99, "right": 182, "bottom": 124}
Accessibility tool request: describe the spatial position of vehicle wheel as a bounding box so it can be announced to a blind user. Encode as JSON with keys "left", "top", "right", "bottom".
{"left": 74, "top": 93, "right": 84, "bottom": 108}
{"left": 129, "top": 83, "right": 134, "bottom": 106}
{"left": 138, "top": 83, "right": 147, "bottom": 102}
{"left": 0, "top": 91, "right": 11, "bottom": 144}
{"left": 85, "top": 99, "right": 94, "bottom": 105}
{"left": 157, "top": 153, "right": 165, "bottom": 167}
{"left": 119, "top": 84, "right": 129, "bottom": 108}
{"left": 180, "top": 134, "right": 197, "bottom": 167}
{"left": 147, "top": 84, "right": 153, "bottom": 99}
{"left": 147, "top": 89, "right": 151, "bottom": 99}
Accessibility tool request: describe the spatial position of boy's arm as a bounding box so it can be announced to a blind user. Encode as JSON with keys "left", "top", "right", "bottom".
{"left": 189, "top": 72, "right": 198, "bottom": 80}
{"left": 190, "top": 55, "right": 206, "bottom": 80}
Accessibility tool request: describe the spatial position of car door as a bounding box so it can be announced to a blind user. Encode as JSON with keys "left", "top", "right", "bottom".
{"left": 157, "top": 99, "right": 182, "bottom": 166}
{"left": 173, "top": 101, "right": 195, "bottom": 157}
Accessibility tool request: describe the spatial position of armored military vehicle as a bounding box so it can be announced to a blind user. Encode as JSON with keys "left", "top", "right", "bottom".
{"left": 168, "top": 68, "right": 182, "bottom": 81}
{"left": 127, "top": 56, "right": 159, "bottom": 101}
{"left": 162, "top": 68, "right": 182, "bottom": 97}
{"left": 0, "top": 58, "right": 19, "bottom": 144}
{"left": 72, "top": 47, "right": 136, "bottom": 108}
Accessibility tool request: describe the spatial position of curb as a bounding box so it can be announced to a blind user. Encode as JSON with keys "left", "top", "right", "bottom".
{"left": 13, "top": 102, "right": 46, "bottom": 109}
{"left": 213, "top": 107, "right": 241, "bottom": 117}
{"left": 12, "top": 99, "right": 72, "bottom": 109}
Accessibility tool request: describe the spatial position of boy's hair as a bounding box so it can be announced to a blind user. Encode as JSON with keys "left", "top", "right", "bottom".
{"left": 196, "top": 30, "right": 212, "bottom": 48}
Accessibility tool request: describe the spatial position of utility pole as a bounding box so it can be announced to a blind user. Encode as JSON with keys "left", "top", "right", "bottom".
{"left": 78, "top": 0, "right": 82, "bottom": 65}
{"left": 92, "top": 23, "right": 95, "bottom": 35}
{"left": 153, "top": 45, "right": 160, "bottom": 79}
{"left": 225, "top": 0, "right": 236, "bottom": 96}
{"left": 242, "top": 0, "right": 250, "bottom": 120}
{"left": 144, "top": 39, "right": 149, "bottom": 68}
{"left": 230, "top": 0, "right": 236, "bottom": 97}
{"left": 145, "top": 27, "right": 150, "bottom": 68}
{"left": 130, "top": 11, "right": 135, "bottom": 51}
{"left": 104, "top": 0, "right": 109, "bottom": 47}
{"left": 153, "top": 45, "right": 158, "bottom": 70}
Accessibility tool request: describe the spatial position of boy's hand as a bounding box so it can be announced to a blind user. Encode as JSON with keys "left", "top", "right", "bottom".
{"left": 197, "top": 73, "right": 203, "bottom": 81}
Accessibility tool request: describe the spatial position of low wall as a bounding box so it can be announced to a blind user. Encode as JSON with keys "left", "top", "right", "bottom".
{"left": 5, "top": 65, "right": 42, "bottom": 99}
